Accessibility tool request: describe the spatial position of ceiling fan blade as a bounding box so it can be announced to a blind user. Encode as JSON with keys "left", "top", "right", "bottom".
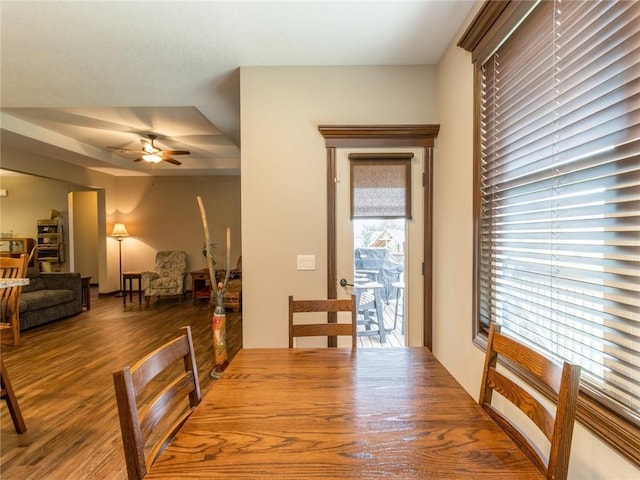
{"left": 109, "top": 135, "right": 187, "bottom": 165}
{"left": 107, "top": 146, "right": 140, "bottom": 154}
{"left": 163, "top": 157, "right": 182, "bottom": 166}
{"left": 162, "top": 150, "right": 190, "bottom": 156}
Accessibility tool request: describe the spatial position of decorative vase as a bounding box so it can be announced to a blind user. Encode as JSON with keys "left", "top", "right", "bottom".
{"left": 210, "top": 284, "right": 228, "bottom": 378}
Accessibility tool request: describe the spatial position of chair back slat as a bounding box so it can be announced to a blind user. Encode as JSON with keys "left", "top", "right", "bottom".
{"left": 289, "top": 295, "right": 356, "bottom": 348}
{"left": 113, "top": 326, "right": 201, "bottom": 480}
{"left": 492, "top": 332, "right": 564, "bottom": 391}
{"left": 130, "top": 335, "right": 193, "bottom": 393}
{"left": 292, "top": 298, "right": 354, "bottom": 313}
{"left": 479, "top": 323, "right": 581, "bottom": 480}
{"left": 486, "top": 368, "right": 555, "bottom": 441}
{"left": 139, "top": 371, "right": 198, "bottom": 440}
{"left": 0, "top": 254, "right": 28, "bottom": 346}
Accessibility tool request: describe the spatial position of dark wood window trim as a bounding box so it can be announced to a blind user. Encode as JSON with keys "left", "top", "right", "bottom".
{"left": 458, "top": 1, "right": 538, "bottom": 65}
{"left": 318, "top": 125, "right": 439, "bottom": 349}
{"left": 459, "top": 0, "right": 640, "bottom": 466}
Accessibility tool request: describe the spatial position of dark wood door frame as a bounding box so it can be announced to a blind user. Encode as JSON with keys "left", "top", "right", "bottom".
{"left": 318, "top": 125, "right": 440, "bottom": 349}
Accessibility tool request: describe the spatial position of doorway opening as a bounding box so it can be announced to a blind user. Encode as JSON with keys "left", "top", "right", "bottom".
{"left": 319, "top": 124, "right": 440, "bottom": 349}
{"left": 353, "top": 218, "right": 406, "bottom": 347}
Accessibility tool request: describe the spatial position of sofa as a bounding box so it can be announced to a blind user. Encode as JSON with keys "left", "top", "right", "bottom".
{"left": 19, "top": 266, "right": 83, "bottom": 330}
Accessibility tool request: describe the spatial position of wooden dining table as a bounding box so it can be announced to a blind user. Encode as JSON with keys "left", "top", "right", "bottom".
{"left": 146, "top": 348, "right": 544, "bottom": 479}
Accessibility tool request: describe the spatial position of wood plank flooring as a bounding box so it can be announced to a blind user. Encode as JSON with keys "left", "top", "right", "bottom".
{"left": 0, "top": 291, "right": 241, "bottom": 480}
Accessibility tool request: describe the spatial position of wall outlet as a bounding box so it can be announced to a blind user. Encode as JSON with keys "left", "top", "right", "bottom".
{"left": 297, "top": 254, "right": 316, "bottom": 271}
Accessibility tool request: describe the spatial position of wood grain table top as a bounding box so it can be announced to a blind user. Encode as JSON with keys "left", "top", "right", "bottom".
{"left": 146, "top": 348, "right": 543, "bottom": 479}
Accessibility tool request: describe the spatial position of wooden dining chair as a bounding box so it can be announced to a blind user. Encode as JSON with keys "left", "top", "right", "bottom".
{"left": 288, "top": 295, "right": 357, "bottom": 348}
{"left": 479, "top": 323, "right": 581, "bottom": 480}
{"left": 1, "top": 254, "right": 28, "bottom": 347}
{"left": 113, "top": 326, "right": 201, "bottom": 480}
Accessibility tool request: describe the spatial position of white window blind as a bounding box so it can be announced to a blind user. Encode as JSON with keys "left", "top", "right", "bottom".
{"left": 478, "top": 0, "right": 640, "bottom": 429}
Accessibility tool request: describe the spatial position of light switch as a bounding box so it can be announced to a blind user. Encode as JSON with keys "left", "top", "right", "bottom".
{"left": 297, "top": 254, "right": 316, "bottom": 271}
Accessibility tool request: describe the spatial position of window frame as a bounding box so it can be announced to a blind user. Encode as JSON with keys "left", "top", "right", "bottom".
{"left": 459, "top": 0, "right": 640, "bottom": 466}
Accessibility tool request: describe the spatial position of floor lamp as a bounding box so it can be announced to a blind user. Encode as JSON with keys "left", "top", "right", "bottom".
{"left": 110, "top": 223, "right": 129, "bottom": 297}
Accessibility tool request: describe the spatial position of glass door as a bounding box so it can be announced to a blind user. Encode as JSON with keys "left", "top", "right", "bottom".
{"left": 335, "top": 147, "right": 424, "bottom": 347}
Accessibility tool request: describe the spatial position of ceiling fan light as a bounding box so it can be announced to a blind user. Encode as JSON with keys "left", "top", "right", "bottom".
{"left": 142, "top": 143, "right": 156, "bottom": 154}
{"left": 142, "top": 154, "right": 163, "bottom": 163}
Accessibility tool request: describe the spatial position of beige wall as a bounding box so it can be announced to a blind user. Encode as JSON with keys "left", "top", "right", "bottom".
{"left": 1, "top": 146, "right": 241, "bottom": 294}
{"left": 69, "top": 190, "right": 99, "bottom": 280}
{"left": 1, "top": 145, "right": 118, "bottom": 193}
{"left": 2, "top": 145, "right": 117, "bottom": 286}
{"left": 241, "top": 66, "right": 437, "bottom": 348}
{"left": 0, "top": 163, "right": 96, "bottom": 274}
{"left": 432, "top": 13, "right": 477, "bottom": 399}
{"left": 433, "top": 6, "right": 639, "bottom": 479}
{"left": 111, "top": 175, "right": 241, "bottom": 290}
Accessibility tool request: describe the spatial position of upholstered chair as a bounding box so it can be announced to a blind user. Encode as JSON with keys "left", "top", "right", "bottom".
{"left": 141, "top": 251, "right": 188, "bottom": 305}
{"left": 214, "top": 256, "right": 242, "bottom": 311}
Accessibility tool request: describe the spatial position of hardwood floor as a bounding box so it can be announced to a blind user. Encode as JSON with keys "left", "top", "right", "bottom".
{"left": 0, "top": 291, "right": 242, "bottom": 479}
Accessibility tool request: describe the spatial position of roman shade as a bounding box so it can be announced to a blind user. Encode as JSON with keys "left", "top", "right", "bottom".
{"left": 349, "top": 152, "right": 412, "bottom": 219}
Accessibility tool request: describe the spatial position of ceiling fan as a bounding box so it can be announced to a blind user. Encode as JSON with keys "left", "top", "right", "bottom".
{"left": 107, "top": 134, "right": 190, "bottom": 165}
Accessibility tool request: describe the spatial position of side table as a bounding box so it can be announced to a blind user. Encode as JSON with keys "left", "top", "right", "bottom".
{"left": 81, "top": 276, "right": 92, "bottom": 310}
{"left": 190, "top": 268, "right": 211, "bottom": 304}
{"left": 122, "top": 272, "right": 142, "bottom": 306}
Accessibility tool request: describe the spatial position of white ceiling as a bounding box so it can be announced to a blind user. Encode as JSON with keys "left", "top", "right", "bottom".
{"left": 0, "top": 0, "right": 475, "bottom": 177}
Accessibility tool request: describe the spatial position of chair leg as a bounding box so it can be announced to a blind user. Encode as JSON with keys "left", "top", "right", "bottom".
{"left": 373, "top": 289, "right": 386, "bottom": 344}
{"left": 0, "top": 310, "right": 20, "bottom": 347}
{"left": 11, "top": 310, "right": 20, "bottom": 347}
{"left": 0, "top": 324, "right": 16, "bottom": 347}
{"left": 0, "top": 360, "right": 26, "bottom": 433}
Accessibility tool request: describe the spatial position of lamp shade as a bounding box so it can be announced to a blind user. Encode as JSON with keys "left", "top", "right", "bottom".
{"left": 142, "top": 154, "right": 163, "bottom": 163}
{"left": 111, "top": 223, "right": 130, "bottom": 239}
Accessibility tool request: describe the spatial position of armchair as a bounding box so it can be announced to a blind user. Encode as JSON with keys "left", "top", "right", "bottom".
{"left": 215, "top": 256, "right": 242, "bottom": 311}
{"left": 141, "top": 251, "right": 188, "bottom": 305}
{"left": 224, "top": 255, "right": 242, "bottom": 311}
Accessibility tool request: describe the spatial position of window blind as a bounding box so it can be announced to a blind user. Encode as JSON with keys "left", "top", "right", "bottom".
{"left": 349, "top": 153, "right": 412, "bottom": 219}
{"left": 478, "top": 0, "right": 640, "bottom": 428}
